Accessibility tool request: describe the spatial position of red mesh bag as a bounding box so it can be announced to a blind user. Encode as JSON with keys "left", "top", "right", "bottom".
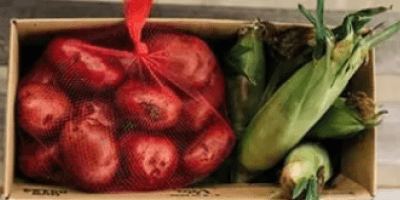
{"left": 16, "top": 0, "right": 236, "bottom": 193}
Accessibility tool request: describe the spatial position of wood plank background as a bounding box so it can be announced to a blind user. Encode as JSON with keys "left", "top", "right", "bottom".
{"left": 1, "top": 0, "right": 400, "bottom": 190}
{"left": 64, "top": 0, "right": 400, "bottom": 13}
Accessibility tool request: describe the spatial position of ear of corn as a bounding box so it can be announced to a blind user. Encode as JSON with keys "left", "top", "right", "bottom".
{"left": 237, "top": 0, "right": 400, "bottom": 172}
{"left": 200, "top": 20, "right": 273, "bottom": 185}
{"left": 306, "top": 92, "right": 387, "bottom": 139}
{"left": 277, "top": 143, "right": 332, "bottom": 200}
{"left": 259, "top": 27, "right": 314, "bottom": 106}
{"left": 225, "top": 19, "right": 268, "bottom": 137}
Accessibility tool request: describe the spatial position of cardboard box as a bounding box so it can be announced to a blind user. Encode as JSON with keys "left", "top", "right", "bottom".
{"left": 3, "top": 18, "right": 376, "bottom": 200}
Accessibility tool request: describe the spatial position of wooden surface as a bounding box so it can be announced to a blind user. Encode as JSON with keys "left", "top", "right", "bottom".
{"left": 1, "top": 0, "right": 400, "bottom": 190}
{"left": 67, "top": 0, "right": 400, "bottom": 13}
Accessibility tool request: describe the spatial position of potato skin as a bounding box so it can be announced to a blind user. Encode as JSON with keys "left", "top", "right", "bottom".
{"left": 60, "top": 119, "right": 119, "bottom": 191}
{"left": 119, "top": 132, "right": 179, "bottom": 191}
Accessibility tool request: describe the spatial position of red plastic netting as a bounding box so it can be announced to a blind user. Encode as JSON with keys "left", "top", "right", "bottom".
{"left": 16, "top": 0, "right": 236, "bottom": 193}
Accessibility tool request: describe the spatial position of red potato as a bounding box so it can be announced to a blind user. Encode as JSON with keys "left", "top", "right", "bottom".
{"left": 120, "top": 132, "right": 179, "bottom": 190}
{"left": 18, "top": 141, "right": 59, "bottom": 179}
{"left": 182, "top": 99, "right": 215, "bottom": 132}
{"left": 115, "top": 80, "right": 183, "bottom": 131}
{"left": 46, "top": 37, "right": 129, "bottom": 92}
{"left": 17, "top": 83, "right": 71, "bottom": 138}
{"left": 60, "top": 119, "right": 119, "bottom": 191}
{"left": 198, "top": 66, "right": 226, "bottom": 108}
{"left": 19, "top": 57, "right": 58, "bottom": 87}
{"left": 68, "top": 24, "right": 133, "bottom": 51}
{"left": 143, "top": 32, "right": 219, "bottom": 89}
{"left": 183, "top": 121, "right": 236, "bottom": 175}
{"left": 182, "top": 67, "right": 226, "bottom": 131}
{"left": 75, "top": 99, "right": 116, "bottom": 132}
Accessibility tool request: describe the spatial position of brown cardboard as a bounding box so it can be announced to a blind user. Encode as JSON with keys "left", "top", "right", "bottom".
{"left": 4, "top": 18, "right": 376, "bottom": 200}
{"left": 341, "top": 50, "right": 377, "bottom": 196}
{"left": 4, "top": 19, "right": 19, "bottom": 200}
{"left": 6, "top": 175, "right": 371, "bottom": 200}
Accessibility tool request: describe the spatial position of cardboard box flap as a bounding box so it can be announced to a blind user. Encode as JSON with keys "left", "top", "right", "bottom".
{"left": 8, "top": 175, "right": 370, "bottom": 200}
{"left": 341, "top": 50, "right": 377, "bottom": 196}
{"left": 12, "top": 18, "right": 315, "bottom": 42}
{"left": 3, "top": 19, "right": 20, "bottom": 200}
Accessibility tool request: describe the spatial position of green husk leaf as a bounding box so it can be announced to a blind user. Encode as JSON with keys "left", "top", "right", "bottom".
{"left": 354, "top": 18, "right": 372, "bottom": 32}
{"left": 259, "top": 45, "right": 313, "bottom": 105}
{"left": 298, "top": 4, "right": 317, "bottom": 26}
{"left": 306, "top": 98, "right": 366, "bottom": 139}
{"left": 306, "top": 92, "right": 388, "bottom": 139}
{"left": 224, "top": 20, "right": 267, "bottom": 85}
{"left": 293, "top": 178, "right": 309, "bottom": 199}
{"left": 351, "top": 6, "right": 389, "bottom": 17}
{"left": 314, "top": 0, "right": 329, "bottom": 59}
{"left": 364, "top": 20, "right": 400, "bottom": 48}
{"left": 224, "top": 44, "right": 254, "bottom": 81}
{"left": 304, "top": 179, "right": 319, "bottom": 200}
{"left": 333, "top": 6, "right": 390, "bottom": 40}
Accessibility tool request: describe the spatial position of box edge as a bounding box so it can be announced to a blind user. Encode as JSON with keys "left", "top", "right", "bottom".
{"left": 3, "top": 18, "right": 19, "bottom": 200}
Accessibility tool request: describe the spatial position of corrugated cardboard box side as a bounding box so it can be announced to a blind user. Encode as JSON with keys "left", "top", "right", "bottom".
{"left": 3, "top": 18, "right": 376, "bottom": 200}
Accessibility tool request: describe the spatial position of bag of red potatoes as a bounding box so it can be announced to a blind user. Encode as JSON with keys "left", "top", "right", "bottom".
{"left": 16, "top": 0, "right": 236, "bottom": 193}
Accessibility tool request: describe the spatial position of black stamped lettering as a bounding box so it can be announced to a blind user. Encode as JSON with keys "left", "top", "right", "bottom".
{"left": 23, "top": 188, "right": 68, "bottom": 196}
{"left": 170, "top": 188, "right": 219, "bottom": 197}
